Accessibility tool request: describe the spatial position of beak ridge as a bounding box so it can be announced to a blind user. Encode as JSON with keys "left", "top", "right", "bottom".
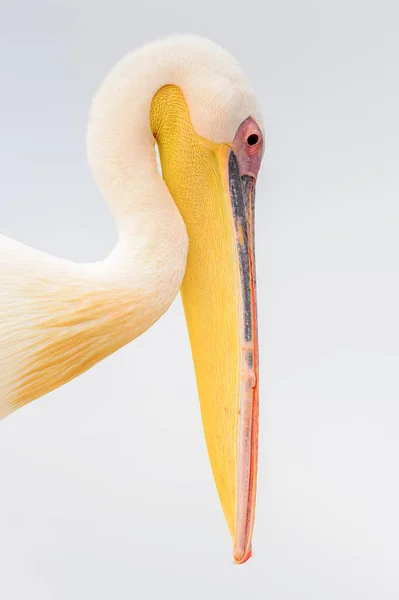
{"left": 228, "top": 150, "right": 259, "bottom": 564}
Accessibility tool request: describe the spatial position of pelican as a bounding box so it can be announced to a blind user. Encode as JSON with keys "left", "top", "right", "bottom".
{"left": 0, "top": 35, "right": 264, "bottom": 564}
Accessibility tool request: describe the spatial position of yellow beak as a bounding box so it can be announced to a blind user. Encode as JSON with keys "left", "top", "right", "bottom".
{"left": 151, "top": 85, "right": 259, "bottom": 563}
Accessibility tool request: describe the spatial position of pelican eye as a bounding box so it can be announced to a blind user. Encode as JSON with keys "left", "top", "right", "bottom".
{"left": 247, "top": 134, "right": 259, "bottom": 146}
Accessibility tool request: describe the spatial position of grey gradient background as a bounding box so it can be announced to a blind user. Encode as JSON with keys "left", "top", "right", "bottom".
{"left": 1, "top": 0, "right": 399, "bottom": 598}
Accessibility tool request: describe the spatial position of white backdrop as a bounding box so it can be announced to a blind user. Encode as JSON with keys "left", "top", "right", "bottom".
{"left": 1, "top": 1, "right": 398, "bottom": 598}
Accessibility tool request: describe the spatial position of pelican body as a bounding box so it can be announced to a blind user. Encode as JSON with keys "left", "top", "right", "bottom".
{"left": 0, "top": 35, "right": 264, "bottom": 563}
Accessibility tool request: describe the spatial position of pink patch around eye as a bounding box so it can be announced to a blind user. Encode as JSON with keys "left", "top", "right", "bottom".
{"left": 232, "top": 117, "right": 263, "bottom": 179}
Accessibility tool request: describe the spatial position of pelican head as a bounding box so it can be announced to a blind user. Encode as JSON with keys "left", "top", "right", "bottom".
{"left": 1, "top": 35, "right": 264, "bottom": 564}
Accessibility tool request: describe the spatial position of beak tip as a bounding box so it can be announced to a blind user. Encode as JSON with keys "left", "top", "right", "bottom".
{"left": 232, "top": 545, "right": 252, "bottom": 565}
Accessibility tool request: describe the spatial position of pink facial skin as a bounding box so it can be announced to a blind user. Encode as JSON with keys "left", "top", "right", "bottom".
{"left": 232, "top": 117, "right": 264, "bottom": 179}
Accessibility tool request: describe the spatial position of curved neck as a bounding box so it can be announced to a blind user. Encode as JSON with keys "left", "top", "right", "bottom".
{"left": 86, "top": 42, "right": 202, "bottom": 289}
{"left": 87, "top": 65, "right": 173, "bottom": 237}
